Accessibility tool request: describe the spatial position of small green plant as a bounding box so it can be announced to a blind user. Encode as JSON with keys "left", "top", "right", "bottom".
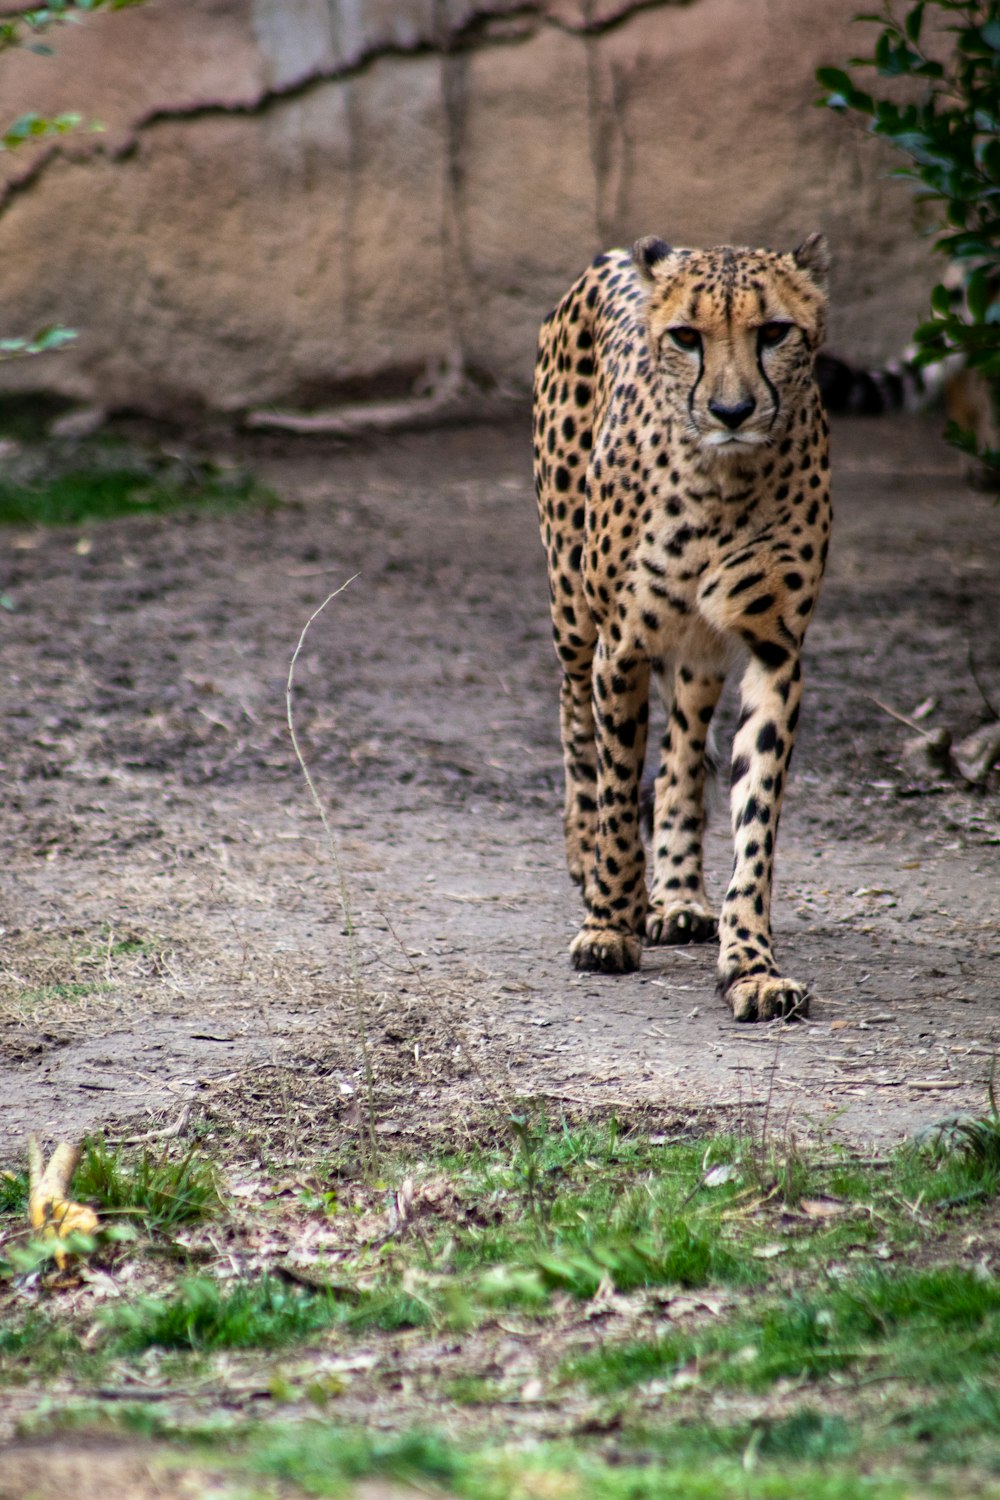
{"left": 0, "top": 326, "right": 76, "bottom": 360}
{"left": 74, "top": 1138, "right": 221, "bottom": 1236}
{"left": 0, "top": 463, "right": 271, "bottom": 527}
{"left": 818, "top": 1, "right": 1000, "bottom": 478}
{"left": 106, "top": 1276, "right": 344, "bottom": 1353}
{"left": 507, "top": 1110, "right": 548, "bottom": 1222}
{"left": 566, "top": 1262, "right": 1000, "bottom": 1397}
{"left": 0, "top": 1169, "right": 28, "bottom": 1215}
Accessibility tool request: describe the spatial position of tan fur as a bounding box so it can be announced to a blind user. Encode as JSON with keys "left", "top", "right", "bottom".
{"left": 532, "top": 235, "right": 832, "bottom": 1020}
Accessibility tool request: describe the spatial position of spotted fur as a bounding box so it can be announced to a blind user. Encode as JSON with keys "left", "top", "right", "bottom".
{"left": 532, "top": 234, "right": 832, "bottom": 1021}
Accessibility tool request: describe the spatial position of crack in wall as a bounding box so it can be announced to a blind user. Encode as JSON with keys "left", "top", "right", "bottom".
{"left": 0, "top": 0, "right": 702, "bottom": 402}
{"left": 116, "top": 0, "right": 690, "bottom": 147}
{"left": 0, "top": 0, "right": 689, "bottom": 386}
{"left": 0, "top": 0, "right": 688, "bottom": 208}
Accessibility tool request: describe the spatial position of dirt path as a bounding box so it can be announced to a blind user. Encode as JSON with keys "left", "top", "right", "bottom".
{"left": 1, "top": 413, "right": 998, "bottom": 1160}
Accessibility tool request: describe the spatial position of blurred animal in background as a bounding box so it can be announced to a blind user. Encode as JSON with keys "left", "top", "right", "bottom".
{"left": 816, "top": 266, "right": 999, "bottom": 486}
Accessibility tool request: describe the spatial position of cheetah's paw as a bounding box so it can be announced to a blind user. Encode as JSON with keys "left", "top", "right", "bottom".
{"left": 570, "top": 926, "right": 642, "bottom": 974}
{"left": 646, "top": 900, "right": 717, "bottom": 946}
{"left": 725, "top": 974, "right": 809, "bottom": 1023}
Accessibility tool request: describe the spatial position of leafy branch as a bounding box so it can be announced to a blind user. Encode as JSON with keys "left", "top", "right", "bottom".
{"left": 0, "top": 325, "right": 76, "bottom": 360}
{"left": 818, "top": 1, "right": 1000, "bottom": 479}
{"left": 0, "top": 0, "right": 145, "bottom": 359}
{"left": 0, "top": 0, "right": 143, "bottom": 56}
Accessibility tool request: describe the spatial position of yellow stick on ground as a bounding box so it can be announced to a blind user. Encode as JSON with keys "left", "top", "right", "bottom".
{"left": 27, "top": 1134, "right": 99, "bottom": 1268}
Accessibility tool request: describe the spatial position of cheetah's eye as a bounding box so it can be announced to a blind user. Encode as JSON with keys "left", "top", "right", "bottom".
{"left": 758, "top": 321, "right": 792, "bottom": 348}
{"left": 667, "top": 326, "right": 701, "bottom": 352}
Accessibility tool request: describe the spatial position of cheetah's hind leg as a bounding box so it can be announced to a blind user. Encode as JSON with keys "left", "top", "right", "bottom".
{"left": 559, "top": 668, "right": 599, "bottom": 895}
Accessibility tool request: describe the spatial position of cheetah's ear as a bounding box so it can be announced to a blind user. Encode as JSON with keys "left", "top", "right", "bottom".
{"left": 632, "top": 235, "right": 673, "bottom": 282}
{"left": 792, "top": 233, "right": 830, "bottom": 292}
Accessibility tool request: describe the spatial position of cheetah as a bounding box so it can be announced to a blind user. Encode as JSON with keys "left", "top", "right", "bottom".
{"left": 532, "top": 234, "right": 832, "bottom": 1021}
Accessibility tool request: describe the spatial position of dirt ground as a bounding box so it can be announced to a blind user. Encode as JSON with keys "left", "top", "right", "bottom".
{"left": 1, "top": 411, "right": 998, "bottom": 1164}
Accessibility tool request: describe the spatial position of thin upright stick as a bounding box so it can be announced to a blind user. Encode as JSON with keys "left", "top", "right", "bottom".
{"left": 285, "top": 577, "right": 379, "bottom": 1174}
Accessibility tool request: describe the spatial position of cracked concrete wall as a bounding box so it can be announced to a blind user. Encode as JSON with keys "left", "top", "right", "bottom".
{"left": 0, "top": 0, "right": 938, "bottom": 414}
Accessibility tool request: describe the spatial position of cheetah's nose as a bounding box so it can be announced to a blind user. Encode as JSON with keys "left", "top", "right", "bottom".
{"left": 708, "top": 396, "right": 756, "bottom": 430}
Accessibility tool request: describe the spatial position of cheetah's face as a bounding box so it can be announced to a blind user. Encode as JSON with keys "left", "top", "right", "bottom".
{"left": 633, "top": 235, "right": 829, "bottom": 454}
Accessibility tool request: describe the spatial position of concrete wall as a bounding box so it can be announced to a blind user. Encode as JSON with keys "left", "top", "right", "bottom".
{"left": 0, "top": 0, "right": 937, "bottom": 415}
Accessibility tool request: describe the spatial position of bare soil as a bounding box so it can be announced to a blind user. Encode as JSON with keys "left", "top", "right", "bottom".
{"left": 1, "top": 411, "right": 998, "bottom": 1163}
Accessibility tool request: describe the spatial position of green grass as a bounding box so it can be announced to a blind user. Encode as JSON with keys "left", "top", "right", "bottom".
{"left": 11, "top": 979, "right": 111, "bottom": 1013}
{"left": 6, "top": 1114, "right": 1000, "bottom": 1497}
{"left": 0, "top": 461, "right": 273, "bottom": 527}
{"left": 0, "top": 1313, "right": 100, "bottom": 1386}
{"left": 80, "top": 1112, "right": 1000, "bottom": 1357}
{"left": 0, "top": 1169, "right": 28, "bottom": 1215}
{"left": 565, "top": 1263, "right": 1000, "bottom": 1397}
{"left": 0, "top": 1139, "right": 221, "bottom": 1288}
{"left": 105, "top": 1276, "right": 344, "bottom": 1354}
{"left": 73, "top": 1138, "right": 222, "bottom": 1237}
{"left": 411, "top": 1119, "right": 764, "bottom": 1295}
{"left": 232, "top": 1421, "right": 917, "bottom": 1500}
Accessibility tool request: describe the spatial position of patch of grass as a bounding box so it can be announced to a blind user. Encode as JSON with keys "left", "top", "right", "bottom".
{"left": 289, "top": 1113, "right": 1000, "bottom": 1338}
{"left": 341, "top": 1287, "right": 433, "bottom": 1333}
{"left": 444, "top": 1374, "right": 503, "bottom": 1406}
{"left": 530, "top": 1217, "right": 757, "bottom": 1298}
{"left": 416, "top": 1117, "right": 762, "bottom": 1301}
{"left": 9, "top": 1114, "right": 1000, "bottom": 1497}
{"left": 0, "top": 1313, "right": 56, "bottom": 1359}
{"left": 0, "top": 1314, "right": 89, "bottom": 1384}
{"left": 106, "top": 1276, "right": 344, "bottom": 1354}
{"left": 240, "top": 1421, "right": 912, "bottom": 1500}
{"left": 566, "top": 1263, "right": 1000, "bottom": 1397}
{"left": 0, "top": 1169, "right": 28, "bottom": 1215}
{"left": 12, "top": 979, "right": 111, "bottom": 1014}
{"left": 893, "top": 1141, "right": 1000, "bottom": 1210}
{"left": 891, "top": 1380, "right": 1000, "bottom": 1470}
{"left": 248, "top": 1424, "right": 463, "bottom": 1496}
{"left": 75, "top": 1138, "right": 222, "bottom": 1236}
{"left": 0, "top": 461, "right": 273, "bottom": 527}
{"left": 0, "top": 926, "right": 177, "bottom": 1028}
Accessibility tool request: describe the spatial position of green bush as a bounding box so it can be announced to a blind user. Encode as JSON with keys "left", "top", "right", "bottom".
{"left": 819, "top": 1, "right": 1000, "bottom": 478}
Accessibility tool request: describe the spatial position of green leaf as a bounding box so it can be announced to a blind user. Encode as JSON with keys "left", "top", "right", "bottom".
{"left": 0, "top": 325, "right": 77, "bottom": 360}
{"left": 1, "top": 110, "right": 83, "bottom": 150}
{"left": 967, "top": 266, "right": 991, "bottom": 323}
{"left": 29, "top": 324, "right": 77, "bottom": 352}
{"left": 930, "top": 283, "right": 953, "bottom": 315}
{"left": 815, "top": 66, "right": 854, "bottom": 94}
{"left": 905, "top": 2, "right": 926, "bottom": 43}
{"left": 943, "top": 418, "right": 980, "bottom": 455}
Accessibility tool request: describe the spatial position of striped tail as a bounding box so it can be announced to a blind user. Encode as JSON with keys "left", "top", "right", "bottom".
{"left": 815, "top": 346, "right": 962, "bottom": 416}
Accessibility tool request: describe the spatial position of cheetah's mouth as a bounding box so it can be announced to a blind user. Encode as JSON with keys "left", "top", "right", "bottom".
{"left": 702, "top": 429, "right": 768, "bottom": 450}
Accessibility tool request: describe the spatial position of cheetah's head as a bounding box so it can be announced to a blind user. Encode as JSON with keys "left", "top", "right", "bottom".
{"left": 632, "top": 234, "right": 829, "bottom": 455}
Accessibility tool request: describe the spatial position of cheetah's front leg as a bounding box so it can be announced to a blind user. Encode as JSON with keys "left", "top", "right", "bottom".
{"left": 570, "top": 639, "right": 649, "bottom": 973}
{"left": 718, "top": 654, "right": 808, "bottom": 1021}
{"left": 646, "top": 665, "right": 725, "bottom": 946}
